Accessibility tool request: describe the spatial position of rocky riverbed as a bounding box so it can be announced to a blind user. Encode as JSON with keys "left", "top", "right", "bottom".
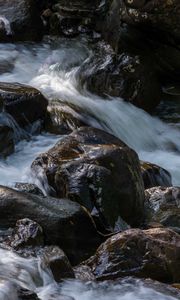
{"left": 0, "top": 1, "right": 179, "bottom": 299}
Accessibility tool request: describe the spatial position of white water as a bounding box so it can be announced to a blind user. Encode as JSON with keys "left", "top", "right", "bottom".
{"left": 0, "top": 38, "right": 179, "bottom": 185}
{"left": 0, "top": 36, "right": 179, "bottom": 300}
{"left": 0, "top": 247, "right": 179, "bottom": 300}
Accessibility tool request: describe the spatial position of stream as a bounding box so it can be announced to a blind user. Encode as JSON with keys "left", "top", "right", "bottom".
{"left": 0, "top": 36, "right": 179, "bottom": 299}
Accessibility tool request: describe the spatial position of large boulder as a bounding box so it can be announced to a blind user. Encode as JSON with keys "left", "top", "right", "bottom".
{"left": 0, "top": 83, "right": 48, "bottom": 129}
{"left": 145, "top": 186, "right": 180, "bottom": 231}
{"left": 0, "top": 186, "right": 101, "bottom": 263}
{"left": 86, "top": 228, "right": 180, "bottom": 283}
{"left": 140, "top": 161, "right": 172, "bottom": 189}
{"left": 78, "top": 42, "right": 161, "bottom": 112}
{"left": 32, "top": 127, "right": 145, "bottom": 229}
{"left": 0, "top": 0, "right": 43, "bottom": 41}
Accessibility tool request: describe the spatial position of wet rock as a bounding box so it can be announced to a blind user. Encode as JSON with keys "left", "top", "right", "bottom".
{"left": 0, "top": 82, "right": 48, "bottom": 129}
{"left": 49, "top": 0, "right": 101, "bottom": 37}
{"left": 14, "top": 183, "right": 44, "bottom": 197}
{"left": 40, "top": 246, "right": 75, "bottom": 282}
{"left": 86, "top": 228, "right": 180, "bottom": 283}
{"left": 45, "top": 101, "right": 87, "bottom": 135}
{"left": 0, "top": 186, "right": 101, "bottom": 264}
{"left": 0, "top": 125, "right": 14, "bottom": 157}
{"left": 4, "top": 218, "right": 44, "bottom": 249}
{"left": 118, "top": 0, "right": 180, "bottom": 42}
{"left": 0, "top": 0, "right": 43, "bottom": 41}
{"left": 145, "top": 186, "right": 180, "bottom": 231}
{"left": 0, "top": 59, "right": 14, "bottom": 75}
{"left": 74, "top": 264, "right": 95, "bottom": 281}
{"left": 78, "top": 42, "right": 161, "bottom": 112}
{"left": 32, "top": 126, "right": 145, "bottom": 229}
{"left": 140, "top": 161, "right": 172, "bottom": 189}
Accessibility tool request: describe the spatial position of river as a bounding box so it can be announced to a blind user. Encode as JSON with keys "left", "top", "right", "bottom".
{"left": 0, "top": 36, "right": 179, "bottom": 299}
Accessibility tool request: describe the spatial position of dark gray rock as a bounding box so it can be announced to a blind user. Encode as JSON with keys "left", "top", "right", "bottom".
{"left": 0, "top": 82, "right": 48, "bottom": 129}
{"left": 0, "top": 0, "right": 43, "bottom": 41}
{"left": 140, "top": 161, "right": 172, "bottom": 189}
{"left": 32, "top": 126, "right": 145, "bottom": 229}
{"left": 0, "top": 186, "right": 101, "bottom": 264}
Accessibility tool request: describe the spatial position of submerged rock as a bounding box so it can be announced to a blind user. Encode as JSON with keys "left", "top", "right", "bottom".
{"left": 32, "top": 126, "right": 145, "bottom": 229}
{"left": 140, "top": 161, "right": 172, "bottom": 188}
{"left": 0, "top": 125, "right": 14, "bottom": 157}
{"left": 0, "top": 186, "right": 101, "bottom": 264}
{"left": 145, "top": 186, "right": 180, "bottom": 231}
{"left": 0, "top": 0, "right": 43, "bottom": 41}
{"left": 0, "top": 82, "right": 48, "bottom": 129}
{"left": 86, "top": 228, "right": 180, "bottom": 283}
{"left": 78, "top": 42, "right": 161, "bottom": 112}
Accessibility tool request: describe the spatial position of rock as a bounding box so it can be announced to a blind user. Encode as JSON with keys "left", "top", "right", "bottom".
{"left": 0, "top": 0, "right": 43, "bottom": 41}
{"left": 86, "top": 228, "right": 180, "bottom": 283}
{"left": 140, "top": 161, "right": 172, "bottom": 188}
{"left": 73, "top": 264, "right": 95, "bottom": 281}
{"left": 49, "top": 0, "right": 101, "bottom": 37}
{"left": 0, "top": 125, "right": 14, "bottom": 157}
{"left": 14, "top": 183, "right": 44, "bottom": 197}
{"left": 4, "top": 218, "right": 44, "bottom": 249}
{"left": 145, "top": 186, "right": 180, "bottom": 231}
{"left": 78, "top": 42, "right": 161, "bottom": 112}
{"left": 45, "top": 101, "right": 87, "bottom": 135}
{"left": 118, "top": 0, "right": 180, "bottom": 42}
{"left": 0, "top": 83, "right": 48, "bottom": 129}
{"left": 0, "top": 186, "right": 101, "bottom": 263}
{"left": 32, "top": 126, "right": 145, "bottom": 229}
{"left": 40, "top": 246, "right": 75, "bottom": 282}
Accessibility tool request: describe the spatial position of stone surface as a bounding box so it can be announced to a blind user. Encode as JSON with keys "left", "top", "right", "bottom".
{"left": 140, "top": 161, "right": 172, "bottom": 189}
{"left": 0, "top": 82, "right": 48, "bottom": 128}
{"left": 4, "top": 218, "right": 44, "bottom": 249}
{"left": 145, "top": 186, "right": 180, "bottom": 231}
{"left": 45, "top": 101, "right": 87, "bottom": 135}
{"left": 0, "top": 186, "right": 101, "bottom": 263}
{"left": 86, "top": 228, "right": 180, "bottom": 283}
{"left": 0, "top": 0, "right": 43, "bottom": 41}
{"left": 32, "top": 127, "right": 145, "bottom": 229}
{"left": 0, "top": 125, "right": 14, "bottom": 157}
{"left": 78, "top": 42, "right": 161, "bottom": 112}
{"left": 14, "top": 183, "right": 44, "bottom": 197}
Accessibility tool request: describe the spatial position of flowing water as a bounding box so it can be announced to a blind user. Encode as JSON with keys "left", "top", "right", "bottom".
{"left": 0, "top": 37, "right": 180, "bottom": 299}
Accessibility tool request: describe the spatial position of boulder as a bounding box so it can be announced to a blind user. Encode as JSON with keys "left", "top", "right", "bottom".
{"left": 32, "top": 127, "right": 145, "bottom": 229}
{"left": 45, "top": 101, "right": 87, "bottom": 135}
{"left": 145, "top": 186, "right": 180, "bottom": 231}
{"left": 140, "top": 161, "right": 172, "bottom": 189}
{"left": 0, "top": 125, "right": 14, "bottom": 157}
{"left": 0, "top": 186, "right": 101, "bottom": 264}
{"left": 0, "top": 0, "right": 43, "bottom": 41}
{"left": 86, "top": 228, "right": 180, "bottom": 283}
{"left": 78, "top": 42, "right": 161, "bottom": 112}
{"left": 0, "top": 83, "right": 48, "bottom": 129}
